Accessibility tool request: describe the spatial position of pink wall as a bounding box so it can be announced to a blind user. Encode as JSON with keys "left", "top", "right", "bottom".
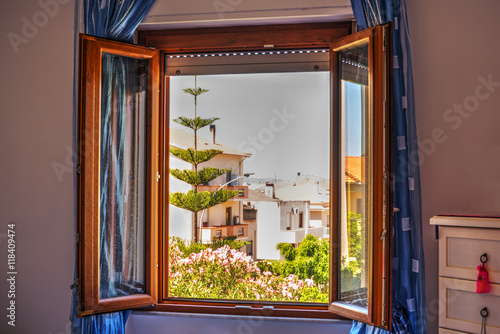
{"left": 407, "top": 1, "right": 500, "bottom": 334}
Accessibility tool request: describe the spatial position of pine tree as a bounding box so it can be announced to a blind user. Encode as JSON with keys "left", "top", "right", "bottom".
{"left": 170, "top": 78, "right": 240, "bottom": 243}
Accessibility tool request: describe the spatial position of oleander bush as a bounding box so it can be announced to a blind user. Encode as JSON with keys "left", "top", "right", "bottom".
{"left": 168, "top": 238, "right": 327, "bottom": 302}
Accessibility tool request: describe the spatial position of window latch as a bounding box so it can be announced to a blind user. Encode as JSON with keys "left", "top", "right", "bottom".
{"left": 379, "top": 228, "right": 387, "bottom": 240}
{"left": 156, "top": 172, "right": 161, "bottom": 182}
{"left": 70, "top": 278, "right": 79, "bottom": 290}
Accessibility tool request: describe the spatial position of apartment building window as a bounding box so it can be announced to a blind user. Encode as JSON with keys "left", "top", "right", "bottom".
{"left": 78, "top": 23, "right": 392, "bottom": 328}
{"left": 286, "top": 213, "right": 292, "bottom": 231}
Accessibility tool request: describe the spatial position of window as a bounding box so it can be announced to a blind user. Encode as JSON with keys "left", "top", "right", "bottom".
{"left": 78, "top": 22, "right": 392, "bottom": 328}
{"left": 77, "top": 35, "right": 159, "bottom": 316}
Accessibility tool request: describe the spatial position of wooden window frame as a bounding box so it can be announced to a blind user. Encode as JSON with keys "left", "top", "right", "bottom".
{"left": 77, "top": 22, "right": 392, "bottom": 328}
{"left": 77, "top": 35, "right": 160, "bottom": 316}
{"left": 139, "top": 22, "right": 392, "bottom": 328}
{"left": 328, "top": 25, "right": 393, "bottom": 328}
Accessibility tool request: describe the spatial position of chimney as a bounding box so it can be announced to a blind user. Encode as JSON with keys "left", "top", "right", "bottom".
{"left": 264, "top": 182, "right": 275, "bottom": 198}
{"left": 210, "top": 124, "right": 216, "bottom": 144}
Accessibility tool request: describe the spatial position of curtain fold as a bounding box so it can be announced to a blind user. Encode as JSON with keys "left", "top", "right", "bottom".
{"left": 84, "top": 0, "right": 156, "bottom": 43}
{"left": 72, "top": 1, "right": 156, "bottom": 333}
{"left": 348, "top": 1, "right": 426, "bottom": 334}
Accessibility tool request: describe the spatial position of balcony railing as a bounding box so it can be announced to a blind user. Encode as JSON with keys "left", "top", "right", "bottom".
{"left": 280, "top": 227, "right": 326, "bottom": 244}
{"left": 200, "top": 224, "right": 249, "bottom": 243}
{"left": 197, "top": 185, "right": 248, "bottom": 199}
{"left": 243, "top": 208, "right": 257, "bottom": 221}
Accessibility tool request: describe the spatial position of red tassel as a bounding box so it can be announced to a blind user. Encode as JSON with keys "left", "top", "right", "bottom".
{"left": 476, "top": 264, "right": 490, "bottom": 293}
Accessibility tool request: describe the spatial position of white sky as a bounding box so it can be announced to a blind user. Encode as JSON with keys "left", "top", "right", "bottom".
{"left": 170, "top": 73, "right": 332, "bottom": 181}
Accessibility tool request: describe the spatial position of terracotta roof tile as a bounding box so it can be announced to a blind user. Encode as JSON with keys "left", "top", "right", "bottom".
{"left": 345, "top": 156, "right": 365, "bottom": 183}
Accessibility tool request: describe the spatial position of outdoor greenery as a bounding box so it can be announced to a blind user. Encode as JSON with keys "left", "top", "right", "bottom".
{"left": 169, "top": 80, "right": 240, "bottom": 242}
{"left": 168, "top": 211, "right": 364, "bottom": 303}
{"left": 342, "top": 211, "right": 363, "bottom": 292}
{"left": 169, "top": 237, "right": 325, "bottom": 302}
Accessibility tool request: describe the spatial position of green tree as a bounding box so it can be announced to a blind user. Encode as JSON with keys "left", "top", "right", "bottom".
{"left": 347, "top": 211, "right": 362, "bottom": 261}
{"left": 272, "top": 234, "right": 329, "bottom": 289}
{"left": 169, "top": 78, "right": 239, "bottom": 242}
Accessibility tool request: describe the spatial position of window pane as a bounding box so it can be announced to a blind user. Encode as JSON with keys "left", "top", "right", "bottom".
{"left": 168, "top": 70, "right": 330, "bottom": 303}
{"left": 99, "top": 53, "right": 147, "bottom": 299}
{"left": 339, "top": 43, "right": 370, "bottom": 310}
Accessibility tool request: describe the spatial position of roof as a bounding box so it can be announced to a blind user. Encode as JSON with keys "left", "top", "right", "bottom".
{"left": 345, "top": 156, "right": 365, "bottom": 183}
{"left": 275, "top": 184, "right": 329, "bottom": 204}
{"left": 232, "top": 189, "right": 280, "bottom": 202}
{"left": 169, "top": 129, "right": 251, "bottom": 157}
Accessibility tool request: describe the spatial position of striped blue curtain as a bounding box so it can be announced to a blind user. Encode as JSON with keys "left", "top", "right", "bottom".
{"left": 84, "top": 0, "right": 156, "bottom": 43}
{"left": 71, "top": 1, "right": 155, "bottom": 333}
{"left": 349, "top": 1, "right": 426, "bottom": 334}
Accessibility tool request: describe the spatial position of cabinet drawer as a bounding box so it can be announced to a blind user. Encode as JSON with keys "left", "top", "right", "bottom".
{"left": 439, "top": 329, "right": 469, "bottom": 334}
{"left": 439, "top": 277, "right": 500, "bottom": 334}
{"left": 439, "top": 227, "right": 500, "bottom": 284}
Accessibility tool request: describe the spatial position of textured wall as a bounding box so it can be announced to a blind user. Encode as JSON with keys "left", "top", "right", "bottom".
{"left": 407, "top": 1, "right": 500, "bottom": 334}
{"left": 0, "top": 0, "right": 76, "bottom": 333}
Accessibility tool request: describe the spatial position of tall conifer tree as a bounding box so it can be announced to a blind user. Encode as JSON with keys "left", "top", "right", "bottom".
{"left": 170, "top": 78, "right": 239, "bottom": 242}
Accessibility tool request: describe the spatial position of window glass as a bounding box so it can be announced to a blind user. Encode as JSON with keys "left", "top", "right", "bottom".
{"left": 167, "top": 51, "right": 331, "bottom": 303}
{"left": 338, "top": 43, "right": 370, "bottom": 309}
{"left": 99, "top": 53, "right": 147, "bottom": 299}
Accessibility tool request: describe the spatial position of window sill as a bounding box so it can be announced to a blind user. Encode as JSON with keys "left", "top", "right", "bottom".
{"left": 132, "top": 310, "right": 351, "bottom": 325}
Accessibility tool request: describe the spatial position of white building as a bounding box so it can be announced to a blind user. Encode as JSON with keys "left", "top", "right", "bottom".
{"left": 169, "top": 128, "right": 251, "bottom": 243}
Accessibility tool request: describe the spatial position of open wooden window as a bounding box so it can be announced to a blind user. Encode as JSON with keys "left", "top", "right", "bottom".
{"left": 77, "top": 23, "right": 391, "bottom": 328}
{"left": 77, "top": 35, "right": 159, "bottom": 316}
{"left": 329, "top": 25, "right": 392, "bottom": 328}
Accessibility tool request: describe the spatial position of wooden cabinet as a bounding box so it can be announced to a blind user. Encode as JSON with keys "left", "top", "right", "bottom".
{"left": 431, "top": 216, "right": 500, "bottom": 334}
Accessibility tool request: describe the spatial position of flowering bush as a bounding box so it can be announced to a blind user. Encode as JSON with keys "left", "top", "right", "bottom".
{"left": 169, "top": 240, "right": 327, "bottom": 302}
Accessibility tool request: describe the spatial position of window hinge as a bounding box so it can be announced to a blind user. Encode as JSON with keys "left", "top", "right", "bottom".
{"left": 379, "top": 228, "right": 387, "bottom": 240}
{"left": 156, "top": 172, "right": 161, "bottom": 182}
{"left": 75, "top": 233, "right": 80, "bottom": 243}
{"left": 76, "top": 164, "right": 81, "bottom": 175}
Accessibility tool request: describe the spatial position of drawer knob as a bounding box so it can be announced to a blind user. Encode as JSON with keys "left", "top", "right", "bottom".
{"left": 480, "top": 307, "right": 489, "bottom": 318}
{"left": 480, "top": 307, "right": 488, "bottom": 334}
{"left": 480, "top": 253, "right": 488, "bottom": 264}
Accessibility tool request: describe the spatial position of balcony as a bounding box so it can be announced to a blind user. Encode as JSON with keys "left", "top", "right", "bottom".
{"left": 243, "top": 207, "right": 257, "bottom": 221}
{"left": 197, "top": 185, "right": 248, "bottom": 199}
{"left": 280, "top": 227, "right": 326, "bottom": 244}
{"left": 200, "top": 223, "right": 249, "bottom": 243}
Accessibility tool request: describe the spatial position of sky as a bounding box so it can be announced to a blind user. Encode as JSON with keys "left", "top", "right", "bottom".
{"left": 169, "top": 73, "right": 363, "bottom": 181}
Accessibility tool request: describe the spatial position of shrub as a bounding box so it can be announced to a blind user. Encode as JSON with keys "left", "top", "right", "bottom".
{"left": 169, "top": 238, "right": 328, "bottom": 302}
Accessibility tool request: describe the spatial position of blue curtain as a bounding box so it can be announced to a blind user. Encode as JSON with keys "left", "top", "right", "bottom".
{"left": 71, "top": 1, "right": 155, "bottom": 333}
{"left": 84, "top": 0, "right": 156, "bottom": 43}
{"left": 348, "top": 1, "right": 426, "bottom": 334}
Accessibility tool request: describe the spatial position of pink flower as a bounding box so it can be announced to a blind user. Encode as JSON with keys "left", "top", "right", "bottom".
{"left": 305, "top": 278, "right": 314, "bottom": 287}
